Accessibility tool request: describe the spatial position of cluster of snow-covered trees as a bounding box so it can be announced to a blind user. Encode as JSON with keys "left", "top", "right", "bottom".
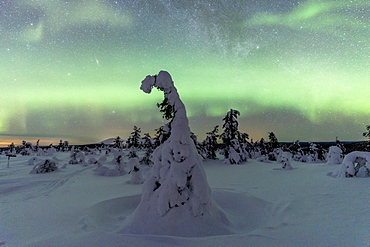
{"left": 2, "top": 116, "right": 368, "bottom": 178}
{"left": 1, "top": 70, "right": 369, "bottom": 240}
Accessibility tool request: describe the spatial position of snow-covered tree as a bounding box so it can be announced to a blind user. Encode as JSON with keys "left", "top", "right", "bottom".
{"left": 127, "top": 126, "right": 141, "bottom": 149}
{"left": 34, "top": 139, "right": 40, "bottom": 152}
{"left": 69, "top": 147, "right": 85, "bottom": 164}
{"left": 57, "top": 140, "right": 63, "bottom": 151}
{"left": 8, "top": 142, "right": 15, "bottom": 154}
{"left": 128, "top": 157, "right": 144, "bottom": 184}
{"left": 139, "top": 148, "right": 153, "bottom": 166}
{"left": 326, "top": 146, "right": 343, "bottom": 165}
{"left": 335, "top": 137, "right": 346, "bottom": 155}
{"left": 127, "top": 147, "right": 138, "bottom": 159}
{"left": 280, "top": 151, "right": 293, "bottom": 170}
{"left": 113, "top": 136, "right": 123, "bottom": 149}
{"left": 142, "top": 133, "right": 152, "bottom": 150}
{"left": 57, "top": 140, "right": 69, "bottom": 152}
{"left": 30, "top": 159, "right": 58, "bottom": 174}
{"left": 17, "top": 140, "right": 32, "bottom": 156}
{"left": 203, "top": 125, "right": 219, "bottom": 160}
{"left": 267, "top": 132, "right": 279, "bottom": 151}
{"left": 124, "top": 71, "right": 229, "bottom": 236}
{"left": 306, "top": 142, "right": 326, "bottom": 163}
{"left": 336, "top": 151, "right": 370, "bottom": 178}
{"left": 266, "top": 132, "right": 280, "bottom": 161}
{"left": 220, "top": 109, "right": 247, "bottom": 164}
{"left": 288, "top": 140, "right": 304, "bottom": 161}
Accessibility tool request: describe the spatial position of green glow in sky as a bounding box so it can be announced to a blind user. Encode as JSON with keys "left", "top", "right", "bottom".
{"left": 0, "top": 0, "right": 369, "bottom": 145}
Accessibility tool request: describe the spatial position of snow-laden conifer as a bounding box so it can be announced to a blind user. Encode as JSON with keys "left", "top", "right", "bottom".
{"left": 326, "top": 146, "right": 343, "bottom": 165}
{"left": 220, "top": 109, "right": 247, "bottom": 164}
{"left": 123, "top": 71, "right": 229, "bottom": 236}
{"left": 203, "top": 125, "right": 219, "bottom": 160}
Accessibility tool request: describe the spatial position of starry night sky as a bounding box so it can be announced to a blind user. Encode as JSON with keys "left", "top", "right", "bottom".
{"left": 0, "top": 0, "right": 369, "bottom": 146}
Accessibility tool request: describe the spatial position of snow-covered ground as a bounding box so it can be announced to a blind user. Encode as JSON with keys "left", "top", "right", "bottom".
{"left": 1, "top": 152, "right": 369, "bottom": 247}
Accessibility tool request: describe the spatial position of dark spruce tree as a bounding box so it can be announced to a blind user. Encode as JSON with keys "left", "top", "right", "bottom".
{"left": 203, "top": 125, "right": 219, "bottom": 160}
{"left": 127, "top": 126, "right": 142, "bottom": 149}
{"left": 113, "top": 136, "right": 123, "bottom": 149}
{"left": 267, "top": 132, "right": 279, "bottom": 152}
{"left": 140, "top": 132, "right": 154, "bottom": 166}
{"left": 335, "top": 137, "right": 346, "bottom": 155}
{"left": 142, "top": 133, "right": 152, "bottom": 150}
{"left": 289, "top": 140, "right": 304, "bottom": 161}
{"left": 220, "top": 109, "right": 247, "bottom": 164}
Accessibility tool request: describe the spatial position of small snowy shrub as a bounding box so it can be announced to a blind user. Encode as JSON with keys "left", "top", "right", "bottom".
{"left": 30, "top": 159, "right": 58, "bottom": 174}
{"left": 326, "top": 146, "right": 343, "bottom": 165}
{"left": 69, "top": 150, "right": 85, "bottom": 164}
{"left": 127, "top": 157, "right": 143, "bottom": 183}
{"left": 28, "top": 157, "right": 39, "bottom": 166}
{"left": 224, "top": 146, "right": 240, "bottom": 164}
{"left": 127, "top": 148, "right": 138, "bottom": 159}
{"left": 115, "top": 155, "right": 126, "bottom": 175}
{"left": 280, "top": 152, "right": 293, "bottom": 170}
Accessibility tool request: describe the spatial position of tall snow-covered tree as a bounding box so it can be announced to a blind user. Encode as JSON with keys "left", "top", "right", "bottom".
{"left": 142, "top": 133, "right": 152, "bottom": 150}
{"left": 220, "top": 109, "right": 247, "bottom": 164}
{"left": 203, "top": 125, "right": 219, "bottom": 160}
{"left": 220, "top": 109, "right": 240, "bottom": 148}
{"left": 127, "top": 126, "right": 141, "bottom": 149}
{"left": 267, "top": 132, "right": 279, "bottom": 150}
{"left": 289, "top": 140, "right": 304, "bottom": 161}
{"left": 124, "top": 70, "right": 229, "bottom": 236}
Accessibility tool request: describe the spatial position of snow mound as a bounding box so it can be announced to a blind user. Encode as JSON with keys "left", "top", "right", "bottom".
{"left": 80, "top": 195, "right": 141, "bottom": 232}
{"left": 80, "top": 190, "right": 283, "bottom": 238}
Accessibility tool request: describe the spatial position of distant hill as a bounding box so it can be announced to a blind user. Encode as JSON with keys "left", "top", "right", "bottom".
{"left": 96, "top": 138, "right": 128, "bottom": 145}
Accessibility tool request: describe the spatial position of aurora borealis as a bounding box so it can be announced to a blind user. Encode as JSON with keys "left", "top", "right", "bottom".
{"left": 1, "top": 0, "right": 369, "bottom": 146}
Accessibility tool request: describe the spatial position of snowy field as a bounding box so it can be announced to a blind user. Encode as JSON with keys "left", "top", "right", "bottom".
{"left": 1, "top": 151, "right": 369, "bottom": 247}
